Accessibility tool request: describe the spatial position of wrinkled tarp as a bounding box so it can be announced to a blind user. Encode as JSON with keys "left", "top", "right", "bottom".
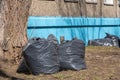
{"left": 27, "top": 17, "right": 120, "bottom": 45}
{"left": 58, "top": 39, "right": 86, "bottom": 70}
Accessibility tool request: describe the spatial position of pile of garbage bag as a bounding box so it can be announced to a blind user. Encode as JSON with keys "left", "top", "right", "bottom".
{"left": 17, "top": 34, "right": 86, "bottom": 75}
{"left": 88, "top": 33, "right": 120, "bottom": 47}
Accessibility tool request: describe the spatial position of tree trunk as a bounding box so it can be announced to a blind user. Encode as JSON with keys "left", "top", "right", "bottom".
{"left": 0, "top": 0, "right": 31, "bottom": 63}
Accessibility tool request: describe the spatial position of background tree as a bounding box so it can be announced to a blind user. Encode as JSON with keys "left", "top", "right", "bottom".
{"left": 0, "top": 0, "right": 31, "bottom": 63}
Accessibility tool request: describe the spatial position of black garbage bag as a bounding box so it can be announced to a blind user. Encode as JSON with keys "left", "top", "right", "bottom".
{"left": 105, "top": 33, "right": 119, "bottom": 39}
{"left": 88, "top": 33, "right": 120, "bottom": 47}
{"left": 47, "top": 34, "right": 59, "bottom": 50}
{"left": 17, "top": 38, "right": 39, "bottom": 74}
{"left": 47, "top": 34, "right": 59, "bottom": 45}
{"left": 23, "top": 38, "right": 59, "bottom": 75}
{"left": 17, "top": 59, "right": 30, "bottom": 74}
{"left": 58, "top": 39, "right": 86, "bottom": 70}
{"left": 88, "top": 38, "right": 114, "bottom": 46}
{"left": 104, "top": 33, "right": 120, "bottom": 47}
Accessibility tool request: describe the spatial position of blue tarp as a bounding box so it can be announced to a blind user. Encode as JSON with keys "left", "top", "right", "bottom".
{"left": 27, "top": 16, "right": 120, "bottom": 44}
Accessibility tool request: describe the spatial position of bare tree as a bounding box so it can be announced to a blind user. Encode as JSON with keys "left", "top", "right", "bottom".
{"left": 0, "top": 0, "right": 31, "bottom": 63}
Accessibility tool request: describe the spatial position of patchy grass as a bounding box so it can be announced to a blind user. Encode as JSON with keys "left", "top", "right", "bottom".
{"left": 0, "top": 46, "right": 120, "bottom": 80}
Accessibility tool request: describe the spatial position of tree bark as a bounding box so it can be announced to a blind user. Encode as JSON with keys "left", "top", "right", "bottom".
{"left": 0, "top": 0, "right": 31, "bottom": 63}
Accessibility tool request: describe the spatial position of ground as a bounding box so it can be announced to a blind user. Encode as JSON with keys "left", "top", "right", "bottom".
{"left": 0, "top": 46, "right": 120, "bottom": 80}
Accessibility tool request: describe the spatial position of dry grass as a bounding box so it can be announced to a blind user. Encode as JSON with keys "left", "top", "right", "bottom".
{"left": 0, "top": 46, "right": 120, "bottom": 80}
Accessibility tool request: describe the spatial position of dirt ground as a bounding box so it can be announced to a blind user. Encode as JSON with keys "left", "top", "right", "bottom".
{"left": 0, "top": 46, "right": 120, "bottom": 80}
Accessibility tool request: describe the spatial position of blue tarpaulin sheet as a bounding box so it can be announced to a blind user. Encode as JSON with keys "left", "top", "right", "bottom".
{"left": 27, "top": 16, "right": 120, "bottom": 44}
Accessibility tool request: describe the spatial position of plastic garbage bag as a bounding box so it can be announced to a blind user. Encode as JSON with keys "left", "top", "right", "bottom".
{"left": 17, "top": 59, "right": 30, "bottom": 74}
{"left": 88, "top": 33, "right": 120, "bottom": 47}
{"left": 17, "top": 38, "right": 40, "bottom": 74}
{"left": 104, "top": 33, "right": 120, "bottom": 47}
{"left": 23, "top": 38, "right": 59, "bottom": 75}
{"left": 47, "top": 34, "right": 59, "bottom": 45}
{"left": 58, "top": 38, "right": 86, "bottom": 70}
{"left": 88, "top": 38, "right": 114, "bottom": 46}
{"left": 17, "top": 38, "right": 59, "bottom": 75}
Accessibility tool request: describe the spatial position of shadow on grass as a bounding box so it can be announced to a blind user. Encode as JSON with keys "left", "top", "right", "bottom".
{"left": 0, "top": 57, "right": 24, "bottom": 80}
{"left": 0, "top": 69, "right": 24, "bottom": 80}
